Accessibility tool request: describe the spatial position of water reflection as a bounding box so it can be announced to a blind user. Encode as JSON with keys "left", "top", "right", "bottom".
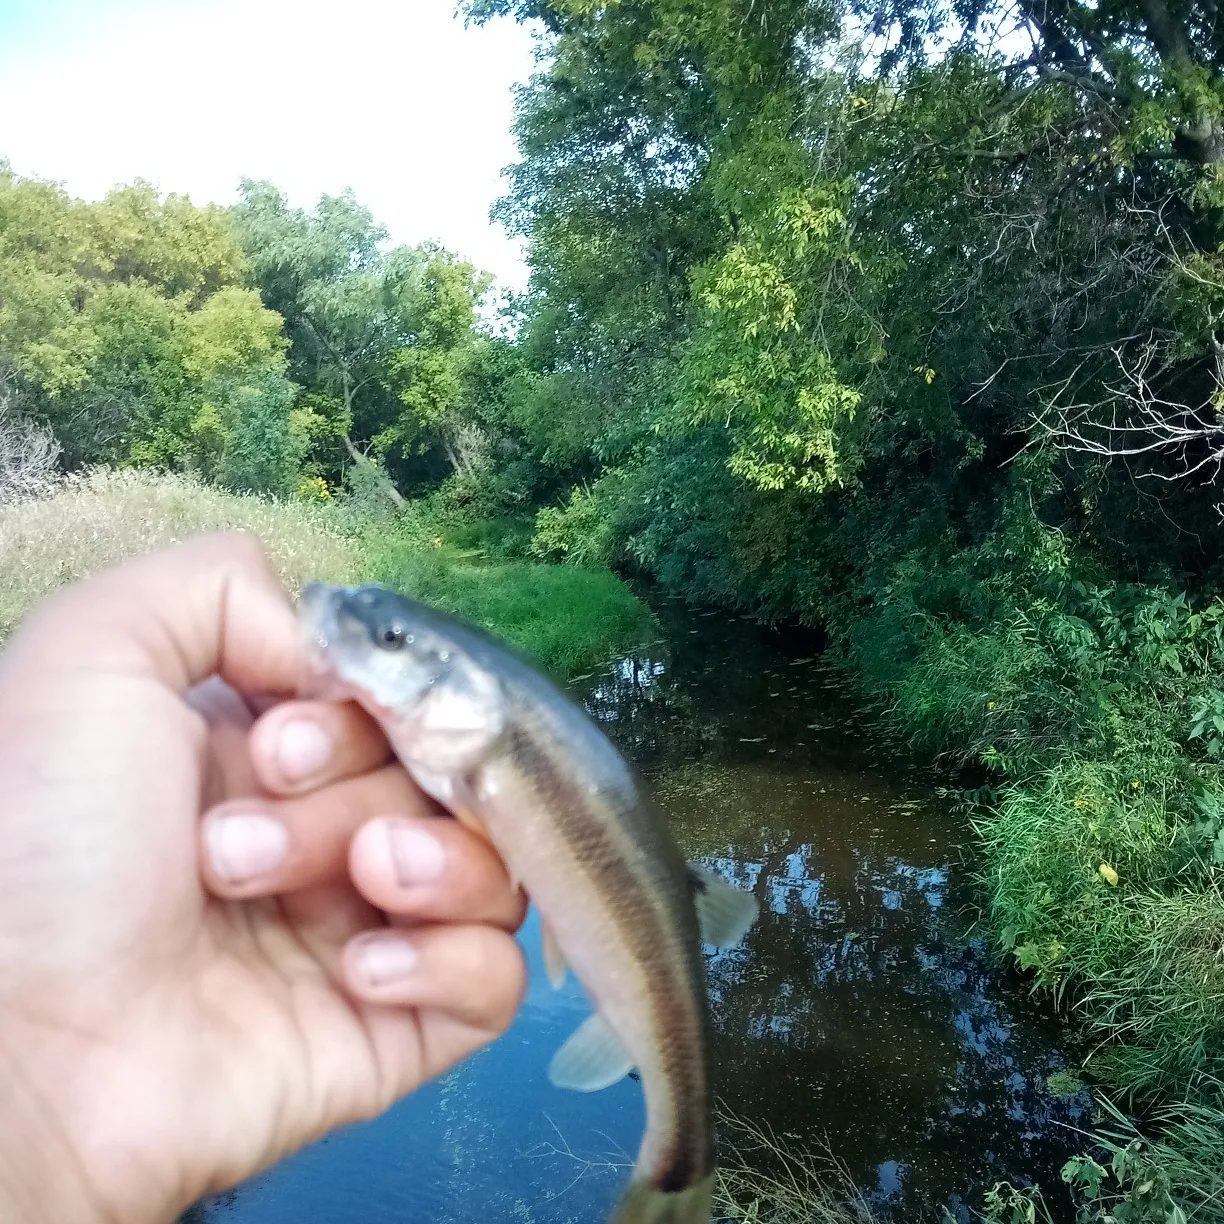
{"left": 195, "top": 604, "right": 1087, "bottom": 1224}
{"left": 665, "top": 773, "right": 1085, "bottom": 1216}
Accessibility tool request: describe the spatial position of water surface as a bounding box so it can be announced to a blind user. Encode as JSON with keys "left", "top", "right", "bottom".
{"left": 195, "top": 602, "right": 1088, "bottom": 1223}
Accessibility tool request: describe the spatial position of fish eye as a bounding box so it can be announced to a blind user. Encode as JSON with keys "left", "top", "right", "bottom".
{"left": 376, "top": 623, "right": 406, "bottom": 650}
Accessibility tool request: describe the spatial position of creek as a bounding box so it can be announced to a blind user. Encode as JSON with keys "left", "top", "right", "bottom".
{"left": 193, "top": 600, "right": 1088, "bottom": 1223}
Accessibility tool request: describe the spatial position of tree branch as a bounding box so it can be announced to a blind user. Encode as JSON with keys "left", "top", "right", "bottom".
{"left": 1137, "top": 0, "right": 1194, "bottom": 65}
{"left": 341, "top": 434, "right": 406, "bottom": 509}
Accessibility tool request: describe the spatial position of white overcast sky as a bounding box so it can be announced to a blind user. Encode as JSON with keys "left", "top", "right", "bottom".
{"left": 0, "top": 0, "right": 538, "bottom": 291}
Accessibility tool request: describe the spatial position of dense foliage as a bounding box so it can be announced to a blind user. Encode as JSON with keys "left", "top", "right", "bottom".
{"left": 231, "top": 182, "right": 493, "bottom": 504}
{"left": 452, "top": 0, "right": 1224, "bottom": 1216}
{"left": 0, "top": 169, "right": 301, "bottom": 495}
{"left": 0, "top": 168, "right": 496, "bottom": 505}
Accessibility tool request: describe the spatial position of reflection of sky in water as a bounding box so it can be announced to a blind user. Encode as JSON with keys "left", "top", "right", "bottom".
{"left": 193, "top": 612, "right": 1089, "bottom": 1224}
{"left": 878, "top": 1159, "right": 905, "bottom": 1197}
{"left": 688, "top": 798, "right": 1090, "bottom": 1219}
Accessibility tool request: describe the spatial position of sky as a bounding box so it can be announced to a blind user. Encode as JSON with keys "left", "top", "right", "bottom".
{"left": 0, "top": 0, "right": 539, "bottom": 292}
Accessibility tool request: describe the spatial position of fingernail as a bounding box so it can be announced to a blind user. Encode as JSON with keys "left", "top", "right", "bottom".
{"left": 354, "top": 935, "right": 418, "bottom": 986}
{"left": 276, "top": 719, "right": 332, "bottom": 783}
{"left": 206, "top": 813, "right": 288, "bottom": 883}
{"left": 386, "top": 821, "right": 447, "bottom": 887}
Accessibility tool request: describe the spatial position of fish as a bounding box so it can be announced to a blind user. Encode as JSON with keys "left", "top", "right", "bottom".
{"left": 298, "top": 582, "right": 759, "bottom": 1224}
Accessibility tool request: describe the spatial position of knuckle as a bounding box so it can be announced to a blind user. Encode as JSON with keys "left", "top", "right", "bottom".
{"left": 466, "top": 933, "right": 525, "bottom": 1029}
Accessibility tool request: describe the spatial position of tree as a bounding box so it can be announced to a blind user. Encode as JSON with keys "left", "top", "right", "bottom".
{"left": 0, "top": 166, "right": 300, "bottom": 494}
{"left": 232, "top": 182, "right": 491, "bottom": 505}
{"left": 468, "top": 0, "right": 1224, "bottom": 593}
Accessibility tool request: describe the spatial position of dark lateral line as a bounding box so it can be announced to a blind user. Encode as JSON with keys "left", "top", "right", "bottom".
{"left": 503, "top": 724, "right": 714, "bottom": 1188}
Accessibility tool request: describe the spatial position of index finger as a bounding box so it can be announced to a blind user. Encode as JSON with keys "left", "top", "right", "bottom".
{"left": 4, "top": 533, "right": 302, "bottom": 696}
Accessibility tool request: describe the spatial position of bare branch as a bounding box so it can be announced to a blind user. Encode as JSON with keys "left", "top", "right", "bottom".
{"left": 1028, "top": 206, "right": 1224, "bottom": 488}
{"left": 1033, "top": 338, "right": 1224, "bottom": 481}
{"left": 341, "top": 434, "right": 405, "bottom": 509}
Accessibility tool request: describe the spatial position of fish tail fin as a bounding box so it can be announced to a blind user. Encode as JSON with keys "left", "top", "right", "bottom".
{"left": 608, "top": 1173, "right": 715, "bottom": 1224}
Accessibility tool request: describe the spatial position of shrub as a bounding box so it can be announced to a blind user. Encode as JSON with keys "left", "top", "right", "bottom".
{"left": 360, "top": 521, "right": 656, "bottom": 675}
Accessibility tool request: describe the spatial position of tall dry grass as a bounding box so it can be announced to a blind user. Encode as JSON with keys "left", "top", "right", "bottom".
{"left": 714, "top": 1106, "right": 875, "bottom": 1224}
{"left": 0, "top": 469, "right": 359, "bottom": 641}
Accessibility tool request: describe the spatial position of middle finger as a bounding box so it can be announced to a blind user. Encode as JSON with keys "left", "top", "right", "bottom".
{"left": 200, "top": 770, "right": 525, "bottom": 932}
{"left": 350, "top": 815, "right": 526, "bottom": 933}
{"left": 200, "top": 761, "right": 431, "bottom": 898}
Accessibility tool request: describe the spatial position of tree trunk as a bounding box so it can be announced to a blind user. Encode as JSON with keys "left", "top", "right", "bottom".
{"left": 342, "top": 434, "right": 406, "bottom": 509}
{"left": 337, "top": 364, "right": 405, "bottom": 509}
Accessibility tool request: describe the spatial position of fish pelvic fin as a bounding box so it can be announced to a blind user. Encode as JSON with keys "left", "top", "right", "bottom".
{"left": 549, "top": 1011, "right": 633, "bottom": 1091}
{"left": 608, "top": 1173, "right": 715, "bottom": 1224}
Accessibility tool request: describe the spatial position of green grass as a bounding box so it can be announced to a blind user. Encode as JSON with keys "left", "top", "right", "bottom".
{"left": 359, "top": 522, "right": 656, "bottom": 676}
{"left": 440, "top": 514, "right": 536, "bottom": 560}
{"left": 977, "top": 754, "right": 1224, "bottom": 1096}
{"left": 1097, "top": 1095, "right": 1224, "bottom": 1224}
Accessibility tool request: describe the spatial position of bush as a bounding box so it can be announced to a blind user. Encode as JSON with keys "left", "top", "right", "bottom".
{"left": 808, "top": 498, "right": 1224, "bottom": 1123}
{"left": 0, "top": 402, "right": 59, "bottom": 502}
{"left": 214, "top": 371, "right": 305, "bottom": 497}
{"left": 979, "top": 753, "right": 1224, "bottom": 1093}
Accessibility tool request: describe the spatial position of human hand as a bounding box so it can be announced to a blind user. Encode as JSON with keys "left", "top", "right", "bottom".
{"left": 0, "top": 535, "right": 527, "bottom": 1224}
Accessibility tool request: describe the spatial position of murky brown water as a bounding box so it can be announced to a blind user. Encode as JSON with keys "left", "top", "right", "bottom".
{"left": 191, "top": 600, "right": 1087, "bottom": 1224}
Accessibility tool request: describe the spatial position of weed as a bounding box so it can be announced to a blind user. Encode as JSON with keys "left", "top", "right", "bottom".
{"left": 713, "top": 1105, "right": 875, "bottom": 1224}
{"left": 0, "top": 471, "right": 652, "bottom": 680}
{"left": 359, "top": 519, "right": 656, "bottom": 676}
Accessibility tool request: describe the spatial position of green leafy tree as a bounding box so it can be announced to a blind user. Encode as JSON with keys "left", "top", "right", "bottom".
{"left": 0, "top": 166, "right": 299, "bottom": 493}
{"left": 232, "top": 182, "right": 490, "bottom": 504}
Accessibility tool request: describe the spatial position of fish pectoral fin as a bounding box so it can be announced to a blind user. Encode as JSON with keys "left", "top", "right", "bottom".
{"left": 540, "top": 917, "right": 568, "bottom": 989}
{"left": 411, "top": 769, "right": 494, "bottom": 844}
{"left": 446, "top": 779, "right": 497, "bottom": 845}
{"left": 689, "top": 865, "right": 759, "bottom": 949}
{"left": 453, "top": 802, "right": 491, "bottom": 840}
{"left": 548, "top": 1012, "right": 634, "bottom": 1092}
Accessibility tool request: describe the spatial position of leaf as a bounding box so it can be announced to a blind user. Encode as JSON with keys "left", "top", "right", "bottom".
{"left": 1014, "top": 942, "right": 1045, "bottom": 970}
{"left": 1211, "top": 830, "right": 1224, "bottom": 865}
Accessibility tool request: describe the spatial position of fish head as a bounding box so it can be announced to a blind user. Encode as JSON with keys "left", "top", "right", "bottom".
{"left": 299, "top": 582, "right": 507, "bottom": 772}
{"left": 300, "top": 582, "right": 460, "bottom": 709}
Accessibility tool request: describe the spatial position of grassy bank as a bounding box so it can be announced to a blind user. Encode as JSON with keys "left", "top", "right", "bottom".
{"left": 827, "top": 514, "right": 1224, "bottom": 1221}
{"left": 360, "top": 519, "right": 656, "bottom": 677}
{"left": 0, "top": 469, "right": 360, "bottom": 641}
{"left": 0, "top": 470, "right": 653, "bottom": 676}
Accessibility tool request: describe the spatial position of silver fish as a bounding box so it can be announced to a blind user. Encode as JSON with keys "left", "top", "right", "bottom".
{"left": 299, "top": 583, "right": 758, "bottom": 1224}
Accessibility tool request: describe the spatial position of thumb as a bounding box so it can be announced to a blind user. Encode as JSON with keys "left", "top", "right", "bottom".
{"left": 2, "top": 533, "right": 303, "bottom": 697}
